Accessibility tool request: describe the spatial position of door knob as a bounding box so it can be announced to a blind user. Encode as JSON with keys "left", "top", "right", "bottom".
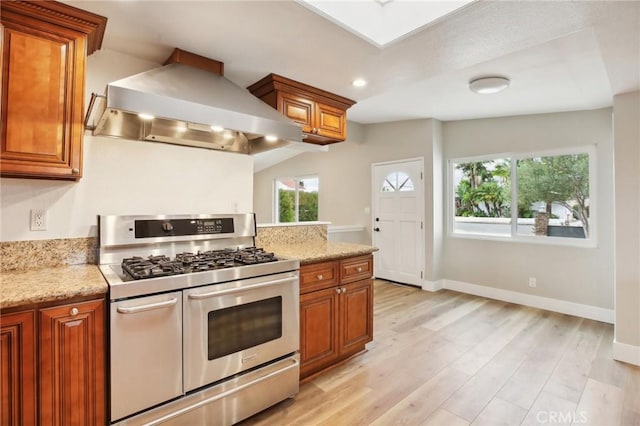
{"left": 374, "top": 227, "right": 380, "bottom": 232}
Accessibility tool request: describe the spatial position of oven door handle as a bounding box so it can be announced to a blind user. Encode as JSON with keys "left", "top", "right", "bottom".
{"left": 187, "top": 276, "right": 296, "bottom": 300}
{"left": 116, "top": 297, "right": 178, "bottom": 314}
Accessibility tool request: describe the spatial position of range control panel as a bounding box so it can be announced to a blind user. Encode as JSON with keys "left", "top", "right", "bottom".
{"left": 134, "top": 218, "right": 235, "bottom": 238}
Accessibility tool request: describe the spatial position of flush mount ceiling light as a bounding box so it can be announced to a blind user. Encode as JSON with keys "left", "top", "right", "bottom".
{"left": 469, "top": 76, "right": 510, "bottom": 95}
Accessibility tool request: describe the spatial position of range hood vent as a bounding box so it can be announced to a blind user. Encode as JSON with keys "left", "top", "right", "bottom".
{"left": 85, "top": 49, "right": 306, "bottom": 155}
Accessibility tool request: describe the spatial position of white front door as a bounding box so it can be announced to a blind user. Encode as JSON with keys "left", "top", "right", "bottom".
{"left": 372, "top": 159, "right": 425, "bottom": 286}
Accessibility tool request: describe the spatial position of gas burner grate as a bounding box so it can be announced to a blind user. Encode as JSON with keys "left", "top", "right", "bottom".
{"left": 121, "top": 248, "right": 278, "bottom": 280}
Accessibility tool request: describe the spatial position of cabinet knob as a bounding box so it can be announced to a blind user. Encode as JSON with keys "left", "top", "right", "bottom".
{"left": 71, "top": 168, "right": 80, "bottom": 174}
{"left": 70, "top": 307, "right": 79, "bottom": 316}
{"left": 335, "top": 288, "right": 342, "bottom": 294}
{"left": 316, "top": 274, "right": 323, "bottom": 280}
{"left": 357, "top": 267, "right": 363, "bottom": 272}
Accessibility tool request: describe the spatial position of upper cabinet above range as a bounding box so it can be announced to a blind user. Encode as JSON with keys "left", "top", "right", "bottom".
{"left": 248, "top": 74, "right": 356, "bottom": 145}
{"left": 0, "top": 0, "right": 107, "bottom": 180}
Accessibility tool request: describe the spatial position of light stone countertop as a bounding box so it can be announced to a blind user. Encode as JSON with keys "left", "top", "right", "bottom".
{"left": 0, "top": 264, "right": 108, "bottom": 309}
{"left": 262, "top": 240, "right": 378, "bottom": 265}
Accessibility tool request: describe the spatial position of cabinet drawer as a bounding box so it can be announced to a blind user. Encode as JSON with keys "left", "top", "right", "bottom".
{"left": 340, "top": 255, "right": 373, "bottom": 284}
{"left": 300, "top": 261, "right": 339, "bottom": 294}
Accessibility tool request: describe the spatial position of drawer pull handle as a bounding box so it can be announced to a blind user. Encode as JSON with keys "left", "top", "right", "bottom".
{"left": 316, "top": 274, "right": 324, "bottom": 280}
{"left": 357, "top": 267, "right": 363, "bottom": 272}
{"left": 70, "top": 307, "right": 79, "bottom": 316}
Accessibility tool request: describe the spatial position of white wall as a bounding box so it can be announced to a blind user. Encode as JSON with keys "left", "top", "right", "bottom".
{"left": 442, "top": 108, "right": 614, "bottom": 309}
{"left": 0, "top": 49, "right": 254, "bottom": 242}
{"left": 255, "top": 108, "right": 614, "bottom": 312}
{"left": 613, "top": 91, "right": 640, "bottom": 352}
{"left": 254, "top": 118, "right": 435, "bottom": 233}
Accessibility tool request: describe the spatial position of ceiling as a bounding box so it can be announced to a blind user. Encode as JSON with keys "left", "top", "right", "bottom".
{"left": 64, "top": 0, "right": 639, "bottom": 125}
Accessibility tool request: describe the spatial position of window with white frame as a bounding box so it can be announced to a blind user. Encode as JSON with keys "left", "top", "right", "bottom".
{"left": 450, "top": 147, "right": 595, "bottom": 244}
{"left": 274, "top": 176, "right": 319, "bottom": 223}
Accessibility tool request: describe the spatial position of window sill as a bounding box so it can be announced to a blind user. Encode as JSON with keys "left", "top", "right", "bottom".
{"left": 448, "top": 232, "right": 597, "bottom": 248}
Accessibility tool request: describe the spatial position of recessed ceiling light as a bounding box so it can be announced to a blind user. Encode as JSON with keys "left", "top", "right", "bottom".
{"left": 469, "top": 76, "right": 510, "bottom": 94}
{"left": 352, "top": 78, "right": 367, "bottom": 87}
{"left": 138, "top": 113, "right": 155, "bottom": 120}
{"left": 265, "top": 135, "right": 278, "bottom": 142}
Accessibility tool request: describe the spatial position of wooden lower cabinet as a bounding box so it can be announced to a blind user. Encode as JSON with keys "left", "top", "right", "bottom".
{"left": 299, "top": 255, "right": 374, "bottom": 380}
{"left": 0, "top": 310, "right": 37, "bottom": 426}
{"left": 0, "top": 298, "right": 105, "bottom": 426}
{"left": 340, "top": 279, "right": 374, "bottom": 355}
{"left": 300, "top": 287, "right": 340, "bottom": 378}
{"left": 40, "top": 299, "right": 106, "bottom": 426}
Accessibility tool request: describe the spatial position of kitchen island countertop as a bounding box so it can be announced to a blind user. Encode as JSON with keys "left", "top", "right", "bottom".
{"left": 262, "top": 240, "right": 378, "bottom": 265}
{"left": 0, "top": 264, "right": 108, "bottom": 309}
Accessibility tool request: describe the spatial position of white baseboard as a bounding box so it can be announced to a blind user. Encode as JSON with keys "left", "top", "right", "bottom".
{"left": 613, "top": 340, "right": 640, "bottom": 366}
{"left": 422, "top": 280, "right": 444, "bottom": 292}
{"left": 440, "top": 279, "right": 614, "bottom": 324}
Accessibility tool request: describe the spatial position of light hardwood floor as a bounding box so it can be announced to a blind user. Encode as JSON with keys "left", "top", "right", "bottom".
{"left": 241, "top": 280, "right": 640, "bottom": 426}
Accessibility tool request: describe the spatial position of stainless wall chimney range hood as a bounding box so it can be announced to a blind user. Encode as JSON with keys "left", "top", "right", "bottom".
{"left": 84, "top": 49, "right": 305, "bottom": 155}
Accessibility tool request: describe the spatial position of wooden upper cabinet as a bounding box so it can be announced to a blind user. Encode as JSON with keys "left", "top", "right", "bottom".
{"left": 247, "top": 73, "right": 356, "bottom": 145}
{"left": 0, "top": 1, "right": 107, "bottom": 180}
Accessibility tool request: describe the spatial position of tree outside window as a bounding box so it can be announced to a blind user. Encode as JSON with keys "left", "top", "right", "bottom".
{"left": 275, "top": 176, "right": 318, "bottom": 223}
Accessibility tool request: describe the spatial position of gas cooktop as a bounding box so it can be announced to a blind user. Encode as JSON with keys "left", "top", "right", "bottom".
{"left": 121, "top": 247, "right": 278, "bottom": 280}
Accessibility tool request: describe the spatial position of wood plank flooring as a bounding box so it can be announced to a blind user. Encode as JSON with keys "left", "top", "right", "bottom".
{"left": 240, "top": 280, "right": 640, "bottom": 426}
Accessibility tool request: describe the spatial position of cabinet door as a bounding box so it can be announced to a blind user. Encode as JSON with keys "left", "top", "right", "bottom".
{"left": 0, "top": 310, "right": 37, "bottom": 426}
{"left": 39, "top": 299, "right": 105, "bottom": 426}
{"left": 278, "top": 92, "right": 313, "bottom": 133}
{"left": 299, "top": 287, "right": 340, "bottom": 378}
{"left": 1, "top": 20, "right": 85, "bottom": 179}
{"left": 315, "top": 102, "right": 346, "bottom": 141}
{"left": 339, "top": 279, "right": 373, "bottom": 356}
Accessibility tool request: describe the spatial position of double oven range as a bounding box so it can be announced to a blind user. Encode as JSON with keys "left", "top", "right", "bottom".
{"left": 98, "top": 214, "right": 300, "bottom": 425}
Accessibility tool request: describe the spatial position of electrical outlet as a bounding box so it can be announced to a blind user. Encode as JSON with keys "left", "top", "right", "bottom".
{"left": 30, "top": 209, "right": 48, "bottom": 231}
{"left": 528, "top": 277, "right": 537, "bottom": 288}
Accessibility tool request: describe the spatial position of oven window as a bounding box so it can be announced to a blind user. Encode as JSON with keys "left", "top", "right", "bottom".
{"left": 207, "top": 297, "right": 282, "bottom": 360}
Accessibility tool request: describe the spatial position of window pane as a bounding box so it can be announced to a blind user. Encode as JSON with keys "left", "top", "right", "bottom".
{"left": 275, "top": 179, "right": 296, "bottom": 222}
{"left": 516, "top": 153, "right": 589, "bottom": 239}
{"left": 397, "top": 172, "right": 414, "bottom": 192}
{"left": 298, "top": 177, "right": 318, "bottom": 222}
{"left": 381, "top": 173, "right": 396, "bottom": 192}
{"left": 453, "top": 159, "right": 511, "bottom": 236}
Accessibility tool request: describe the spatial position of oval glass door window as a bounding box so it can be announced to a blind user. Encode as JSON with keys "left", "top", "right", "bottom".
{"left": 381, "top": 171, "right": 414, "bottom": 192}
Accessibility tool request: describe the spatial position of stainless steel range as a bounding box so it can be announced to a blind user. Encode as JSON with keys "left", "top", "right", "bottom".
{"left": 98, "top": 213, "right": 300, "bottom": 425}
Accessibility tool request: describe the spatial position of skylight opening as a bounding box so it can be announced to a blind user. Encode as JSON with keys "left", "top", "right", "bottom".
{"left": 298, "top": 0, "right": 475, "bottom": 48}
